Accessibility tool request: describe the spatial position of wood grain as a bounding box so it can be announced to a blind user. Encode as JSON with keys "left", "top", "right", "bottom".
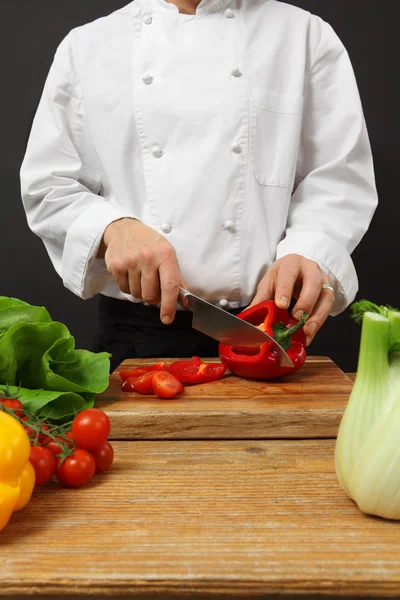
{"left": 96, "top": 357, "right": 353, "bottom": 440}
{"left": 2, "top": 439, "right": 400, "bottom": 598}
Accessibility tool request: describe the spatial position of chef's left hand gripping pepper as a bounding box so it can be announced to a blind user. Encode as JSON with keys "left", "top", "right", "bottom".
{"left": 0, "top": 411, "right": 35, "bottom": 532}
{"left": 218, "top": 301, "right": 308, "bottom": 380}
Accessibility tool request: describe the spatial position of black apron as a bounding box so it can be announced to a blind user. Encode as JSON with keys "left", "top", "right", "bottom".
{"left": 91, "top": 295, "right": 246, "bottom": 373}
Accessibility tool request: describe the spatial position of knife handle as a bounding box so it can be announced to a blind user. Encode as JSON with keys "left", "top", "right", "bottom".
{"left": 178, "top": 287, "right": 190, "bottom": 308}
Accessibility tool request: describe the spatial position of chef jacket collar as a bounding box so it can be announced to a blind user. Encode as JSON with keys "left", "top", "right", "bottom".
{"left": 131, "top": 0, "right": 235, "bottom": 16}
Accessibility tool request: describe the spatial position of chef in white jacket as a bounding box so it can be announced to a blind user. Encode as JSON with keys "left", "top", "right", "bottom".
{"left": 20, "top": 0, "right": 378, "bottom": 371}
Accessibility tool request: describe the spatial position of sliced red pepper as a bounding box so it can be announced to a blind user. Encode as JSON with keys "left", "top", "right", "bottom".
{"left": 218, "top": 301, "right": 307, "bottom": 380}
{"left": 119, "top": 362, "right": 168, "bottom": 381}
{"left": 168, "top": 359, "right": 227, "bottom": 384}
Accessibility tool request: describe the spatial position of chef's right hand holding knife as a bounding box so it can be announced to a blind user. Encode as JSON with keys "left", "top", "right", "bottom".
{"left": 98, "top": 216, "right": 185, "bottom": 326}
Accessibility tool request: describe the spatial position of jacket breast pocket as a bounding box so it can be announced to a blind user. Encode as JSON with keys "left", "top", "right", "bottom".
{"left": 250, "top": 89, "right": 303, "bottom": 188}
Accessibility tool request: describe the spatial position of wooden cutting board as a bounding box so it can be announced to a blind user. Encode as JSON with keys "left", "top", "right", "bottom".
{"left": 96, "top": 356, "right": 353, "bottom": 440}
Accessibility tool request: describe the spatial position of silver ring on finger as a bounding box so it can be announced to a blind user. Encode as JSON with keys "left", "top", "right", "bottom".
{"left": 322, "top": 283, "right": 335, "bottom": 294}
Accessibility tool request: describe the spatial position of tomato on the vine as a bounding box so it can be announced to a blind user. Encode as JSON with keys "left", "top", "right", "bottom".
{"left": 38, "top": 423, "right": 51, "bottom": 444}
{"left": 30, "top": 446, "right": 56, "bottom": 486}
{"left": 56, "top": 449, "right": 96, "bottom": 488}
{"left": 0, "top": 398, "right": 24, "bottom": 417}
{"left": 71, "top": 408, "right": 110, "bottom": 451}
{"left": 90, "top": 440, "right": 114, "bottom": 474}
{"left": 21, "top": 416, "right": 35, "bottom": 438}
{"left": 44, "top": 433, "right": 74, "bottom": 456}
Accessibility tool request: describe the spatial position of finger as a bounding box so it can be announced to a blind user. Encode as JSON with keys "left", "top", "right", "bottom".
{"left": 274, "top": 264, "right": 300, "bottom": 309}
{"left": 113, "top": 272, "right": 130, "bottom": 295}
{"left": 128, "top": 269, "right": 143, "bottom": 299}
{"left": 291, "top": 266, "right": 324, "bottom": 321}
{"left": 106, "top": 256, "right": 131, "bottom": 295}
{"left": 139, "top": 250, "right": 161, "bottom": 304}
{"left": 158, "top": 255, "right": 181, "bottom": 325}
{"left": 141, "top": 269, "right": 161, "bottom": 305}
{"left": 248, "top": 270, "right": 276, "bottom": 308}
{"left": 303, "top": 287, "right": 335, "bottom": 346}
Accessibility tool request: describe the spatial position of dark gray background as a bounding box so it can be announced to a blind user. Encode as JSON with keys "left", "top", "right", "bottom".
{"left": 1, "top": 1, "right": 398, "bottom": 373}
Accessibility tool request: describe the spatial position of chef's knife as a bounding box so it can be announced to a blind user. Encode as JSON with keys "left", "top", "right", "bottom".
{"left": 177, "top": 288, "right": 293, "bottom": 368}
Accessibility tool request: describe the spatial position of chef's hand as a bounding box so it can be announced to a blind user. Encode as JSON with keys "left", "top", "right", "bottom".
{"left": 249, "top": 254, "right": 335, "bottom": 346}
{"left": 99, "top": 218, "right": 185, "bottom": 324}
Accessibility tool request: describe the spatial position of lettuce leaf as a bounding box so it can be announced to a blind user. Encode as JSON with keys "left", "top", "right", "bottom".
{"left": 0, "top": 297, "right": 110, "bottom": 421}
{"left": 2, "top": 384, "right": 95, "bottom": 420}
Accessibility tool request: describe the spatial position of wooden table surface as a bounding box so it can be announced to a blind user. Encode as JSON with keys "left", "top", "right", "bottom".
{"left": 3, "top": 358, "right": 400, "bottom": 600}
{"left": 2, "top": 440, "right": 400, "bottom": 599}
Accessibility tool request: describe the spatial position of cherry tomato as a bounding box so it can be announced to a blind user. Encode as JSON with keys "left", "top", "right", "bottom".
{"left": 29, "top": 445, "right": 56, "bottom": 486}
{"left": 44, "top": 433, "right": 74, "bottom": 456}
{"left": 65, "top": 430, "right": 74, "bottom": 443}
{"left": 21, "top": 416, "right": 35, "bottom": 438}
{"left": 119, "top": 362, "right": 168, "bottom": 381}
{"left": 121, "top": 377, "right": 139, "bottom": 393}
{"left": 71, "top": 408, "right": 111, "bottom": 451}
{"left": 152, "top": 371, "right": 184, "bottom": 399}
{"left": 38, "top": 422, "right": 51, "bottom": 444}
{"left": 132, "top": 371, "right": 157, "bottom": 395}
{"left": 0, "top": 398, "right": 24, "bottom": 417}
{"left": 56, "top": 448, "right": 96, "bottom": 488}
{"left": 90, "top": 440, "right": 114, "bottom": 473}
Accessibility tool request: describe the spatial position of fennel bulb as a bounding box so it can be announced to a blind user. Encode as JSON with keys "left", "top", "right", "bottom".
{"left": 335, "top": 301, "right": 400, "bottom": 520}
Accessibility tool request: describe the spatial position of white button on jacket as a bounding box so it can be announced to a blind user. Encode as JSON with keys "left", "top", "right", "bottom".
{"left": 142, "top": 73, "right": 154, "bottom": 85}
{"left": 223, "top": 221, "right": 235, "bottom": 232}
{"left": 20, "top": 0, "right": 378, "bottom": 315}
{"left": 230, "top": 67, "right": 242, "bottom": 78}
{"left": 161, "top": 222, "right": 172, "bottom": 234}
{"left": 151, "top": 145, "right": 163, "bottom": 158}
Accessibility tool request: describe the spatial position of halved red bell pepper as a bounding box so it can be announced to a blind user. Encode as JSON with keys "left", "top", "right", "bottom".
{"left": 168, "top": 358, "right": 227, "bottom": 384}
{"left": 218, "top": 301, "right": 307, "bottom": 380}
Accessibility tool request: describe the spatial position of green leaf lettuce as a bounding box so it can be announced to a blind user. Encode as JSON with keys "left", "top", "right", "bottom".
{"left": 0, "top": 297, "right": 110, "bottom": 420}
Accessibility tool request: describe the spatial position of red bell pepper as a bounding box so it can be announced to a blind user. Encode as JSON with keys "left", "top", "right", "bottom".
{"left": 218, "top": 301, "right": 308, "bottom": 380}
{"left": 168, "top": 357, "right": 227, "bottom": 384}
{"left": 119, "top": 362, "right": 168, "bottom": 381}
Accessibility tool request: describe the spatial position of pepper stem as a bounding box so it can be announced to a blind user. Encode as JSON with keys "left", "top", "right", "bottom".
{"left": 273, "top": 312, "right": 308, "bottom": 350}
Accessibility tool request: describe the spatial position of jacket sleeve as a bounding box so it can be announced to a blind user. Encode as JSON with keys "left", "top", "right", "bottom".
{"left": 276, "top": 18, "right": 378, "bottom": 316}
{"left": 20, "top": 32, "right": 137, "bottom": 299}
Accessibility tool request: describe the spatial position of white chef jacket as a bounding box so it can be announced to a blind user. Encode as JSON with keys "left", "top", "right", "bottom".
{"left": 20, "top": 0, "right": 378, "bottom": 316}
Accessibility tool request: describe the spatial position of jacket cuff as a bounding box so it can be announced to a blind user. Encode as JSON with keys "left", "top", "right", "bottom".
{"left": 276, "top": 230, "right": 358, "bottom": 316}
{"left": 62, "top": 201, "right": 137, "bottom": 299}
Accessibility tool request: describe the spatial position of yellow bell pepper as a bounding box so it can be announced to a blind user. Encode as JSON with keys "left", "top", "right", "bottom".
{"left": 0, "top": 411, "right": 35, "bottom": 531}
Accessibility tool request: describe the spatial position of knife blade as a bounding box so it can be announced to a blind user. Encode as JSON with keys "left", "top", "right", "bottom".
{"left": 177, "top": 288, "right": 293, "bottom": 368}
